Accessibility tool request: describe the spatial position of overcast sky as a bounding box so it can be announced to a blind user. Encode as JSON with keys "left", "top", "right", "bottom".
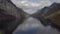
{"left": 11, "top": 0, "right": 60, "bottom": 14}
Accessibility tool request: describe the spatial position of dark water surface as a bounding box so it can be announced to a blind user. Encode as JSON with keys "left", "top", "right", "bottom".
{"left": 13, "top": 17, "right": 60, "bottom": 34}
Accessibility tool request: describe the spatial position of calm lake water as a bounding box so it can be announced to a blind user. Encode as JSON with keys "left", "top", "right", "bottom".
{"left": 13, "top": 17, "right": 60, "bottom": 34}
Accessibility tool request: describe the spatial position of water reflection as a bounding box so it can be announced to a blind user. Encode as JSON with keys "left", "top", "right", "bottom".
{"left": 13, "top": 17, "right": 60, "bottom": 34}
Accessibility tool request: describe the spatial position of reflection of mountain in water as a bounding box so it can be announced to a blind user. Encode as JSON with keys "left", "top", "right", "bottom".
{"left": 13, "top": 17, "right": 60, "bottom": 34}
{"left": 15, "top": 28, "right": 39, "bottom": 34}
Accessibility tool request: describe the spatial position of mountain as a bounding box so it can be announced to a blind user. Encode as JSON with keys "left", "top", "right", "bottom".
{"left": 31, "top": 2, "right": 60, "bottom": 30}
{"left": 0, "top": 0, "right": 28, "bottom": 34}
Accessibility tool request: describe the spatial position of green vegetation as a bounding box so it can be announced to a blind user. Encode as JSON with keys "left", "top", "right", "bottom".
{"left": 44, "top": 10, "right": 60, "bottom": 19}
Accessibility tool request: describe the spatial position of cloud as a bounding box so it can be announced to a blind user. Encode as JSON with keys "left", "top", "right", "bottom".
{"left": 11, "top": 0, "right": 53, "bottom": 14}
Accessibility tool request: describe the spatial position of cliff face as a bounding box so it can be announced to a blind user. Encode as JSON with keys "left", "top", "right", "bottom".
{"left": 31, "top": 3, "right": 60, "bottom": 30}
{"left": 0, "top": 0, "right": 27, "bottom": 34}
{"left": 32, "top": 3, "right": 60, "bottom": 17}
{"left": 0, "top": 0, "right": 27, "bottom": 18}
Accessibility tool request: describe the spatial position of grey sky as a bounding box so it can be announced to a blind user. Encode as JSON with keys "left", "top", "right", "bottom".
{"left": 11, "top": 0, "right": 60, "bottom": 14}
{"left": 11, "top": 0, "right": 53, "bottom": 14}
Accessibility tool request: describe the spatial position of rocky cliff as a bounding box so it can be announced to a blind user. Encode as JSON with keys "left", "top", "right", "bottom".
{"left": 0, "top": 0, "right": 28, "bottom": 34}
{"left": 31, "top": 3, "right": 60, "bottom": 30}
